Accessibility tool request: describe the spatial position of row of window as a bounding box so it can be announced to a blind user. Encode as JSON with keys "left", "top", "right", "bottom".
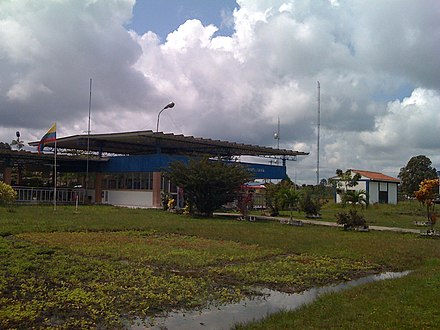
{"left": 102, "top": 173, "right": 172, "bottom": 191}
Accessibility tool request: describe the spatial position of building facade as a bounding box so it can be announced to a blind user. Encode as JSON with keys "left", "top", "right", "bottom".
{"left": 334, "top": 169, "right": 400, "bottom": 205}
{"left": 3, "top": 130, "right": 309, "bottom": 208}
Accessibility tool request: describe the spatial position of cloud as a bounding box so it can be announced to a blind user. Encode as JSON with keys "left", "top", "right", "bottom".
{"left": 1, "top": 0, "right": 440, "bottom": 184}
{"left": 361, "top": 88, "right": 440, "bottom": 152}
{"left": 0, "top": 0, "right": 149, "bottom": 138}
{"left": 351, "top": 0, "right": 440, "bottom": 90}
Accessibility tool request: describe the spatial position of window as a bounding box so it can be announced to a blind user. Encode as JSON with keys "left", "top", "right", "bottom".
{"left": 103, "top": 173, "right": 154, "bottom": 190}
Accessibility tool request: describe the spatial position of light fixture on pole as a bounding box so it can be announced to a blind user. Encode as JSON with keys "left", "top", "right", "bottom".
{"left": 273, "top": 117, "right": 281, "bottom": 166}
{"left": 11, "top": 131, "right": 24, "bottom": 150}
{"left": 273, "top": 117, "right": 280, "bottom": 149}
{"left": 156, "top": 102, "right": 175, "bottom": 132}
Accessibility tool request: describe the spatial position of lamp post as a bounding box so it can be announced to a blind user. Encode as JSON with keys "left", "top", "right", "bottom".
{"left": 156, "top": 102, "right": 175, "bottom": 132}
{"left": 273, "top": 117, "right": 280, "bottom": 149}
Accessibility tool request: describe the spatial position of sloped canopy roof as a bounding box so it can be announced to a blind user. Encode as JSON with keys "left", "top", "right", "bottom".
{"left": 30, "top": 130, "right": 309, "bottom": 158}
{"left": 0, "top": 147, "right": 106, "bottom": 173}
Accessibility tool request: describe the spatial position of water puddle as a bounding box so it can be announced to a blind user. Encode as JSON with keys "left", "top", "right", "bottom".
{"left": 134, "top": 271, "right": 410, "bottom": 330}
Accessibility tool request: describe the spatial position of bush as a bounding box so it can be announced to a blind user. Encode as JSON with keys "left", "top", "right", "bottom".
{"left": 299, "top": 186, "right": 326, "bottom": 217}
{"left": 0, "top": 182, "right": 17, "bottom": 206}
{"left": 335, "top": 209, "right": 367, "bottom": 230}
{"left": 265, "top": 179, "right": 296, "bottom": 216}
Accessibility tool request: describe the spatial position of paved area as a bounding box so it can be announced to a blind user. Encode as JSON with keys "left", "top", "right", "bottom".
{"left": 213, "top": 212, "right": 420, "bottom": 234}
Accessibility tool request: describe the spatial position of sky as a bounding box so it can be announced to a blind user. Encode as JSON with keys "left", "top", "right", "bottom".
{"left": 1, "top": 0, "right": 440, "bottom": 184}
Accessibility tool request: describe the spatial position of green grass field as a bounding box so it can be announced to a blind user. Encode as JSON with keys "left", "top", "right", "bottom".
{"left": 1, "top": 203, "right": 439, "bottom": 329}
{"left": 280, "top": 200, "right": 430, "bottom": 229}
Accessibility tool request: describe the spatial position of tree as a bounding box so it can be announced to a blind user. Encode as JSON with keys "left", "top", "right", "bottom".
{"left": 166, "top": 157, "right": 252, "bottom": 217}
{"left": 266, "top": 177, "right": 298, "bottom": 216}
{"left": 279, "top": 186, "right": 300, "bottom": 220}
{"left": 399, "top": 155, "right": 438, "bottom": 197}
{"left": 415, "top": 178, "right": 439, "bottom": 230}
{"left": 331, "top": 169, "right": 361, "bottom": 195}
{"left": 331, "top": 169, "right": 369, "bottom": 230}
{"left": 330, "top": 169, "right": 363, "bottom": 205}
{"left": 341, "top": 189, "right": 368, "bottom": 208}
{"left": 264, "top": 183, "right": 281, "bottom": 216}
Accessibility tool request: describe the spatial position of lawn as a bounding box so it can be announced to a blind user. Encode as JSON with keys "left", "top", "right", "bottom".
{"left": 1, "top": 203, "right": 439, "bottom": 329}
{"left": 281, "top": 200, "right": 431, "bottom": 229}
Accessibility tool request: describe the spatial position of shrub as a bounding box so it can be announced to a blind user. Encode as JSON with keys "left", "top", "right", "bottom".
{"left": 0, "top": 182, "right": 17, "bottom": 206}
{"left": 265, "top": 179, "right": 296, "bottom": 216}
{"left": 299, "top": 186, "right": 326, "bottom": 217}
{"left": 341, "top": 189, "right": 368, "bottom": 208}
{"left": 336, "top": 209, "right": 367, "bottom": 230}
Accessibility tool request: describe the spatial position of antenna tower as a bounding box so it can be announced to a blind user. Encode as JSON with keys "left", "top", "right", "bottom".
{"left": 316, "top": 81, "right": 321, "bottom": 186}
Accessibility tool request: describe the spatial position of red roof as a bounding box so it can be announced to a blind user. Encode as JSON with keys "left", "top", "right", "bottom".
{"left": 351, "top": 169, "right": 400, "bottom": 183}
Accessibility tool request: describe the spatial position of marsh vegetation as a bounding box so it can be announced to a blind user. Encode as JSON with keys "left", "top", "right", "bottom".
{"left": 1, "top": 203, "right": 439, "bottom": 329}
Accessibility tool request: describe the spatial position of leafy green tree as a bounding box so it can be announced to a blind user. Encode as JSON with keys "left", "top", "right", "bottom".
{"left": 264, "top": 183, "right": 281, "bottom": 216}
{"left": 166, "top": 157, "right": 252, "bottom": 217}
{"left": 331, "top": 169, "right": 361, "bottom": 195}
{"left": 331, "top": 169, "right": 369, "bottom": 228}
{"left": 399, "top": 155, "right": 438, "bottom": 197}
{"left": 330, "top": 169, "right": 364, "bottom": 206}
{"left": 279, "top": 186, "right": 300, "bottom": 220}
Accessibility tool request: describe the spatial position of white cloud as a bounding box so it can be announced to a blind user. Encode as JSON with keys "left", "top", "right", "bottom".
{"left": 163, "top": 19, "right": 218, "bottom": 52}
{"left": 361, "top": 89, "right": 440, "bottom": 151}
{"left": 1, "top": 0, "right": 440, "bottom": 184}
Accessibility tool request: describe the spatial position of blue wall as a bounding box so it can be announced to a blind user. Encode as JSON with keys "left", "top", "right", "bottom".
{"left": 101, "top": 154, "right": 187, "bottom": 173}
{"left": 238, "top": 162, "right": 286, "bottom": 179}
{"left": 99, "top": 155, "right": 286, "bottom": 179}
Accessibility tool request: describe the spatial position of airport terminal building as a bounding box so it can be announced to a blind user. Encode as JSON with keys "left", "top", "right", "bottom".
{"left": 1, "top": 130, "right": 308, "bottom": 208}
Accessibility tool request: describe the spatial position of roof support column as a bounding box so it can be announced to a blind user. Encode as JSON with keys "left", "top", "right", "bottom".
{"left": 2, "top": 166, "right": 12, "bottom": 185}
{"left": 152, "top": 171, "right": 162, "bottom": 208}
{"left": 94, "top": 172, "right": 103, "bottom": 204}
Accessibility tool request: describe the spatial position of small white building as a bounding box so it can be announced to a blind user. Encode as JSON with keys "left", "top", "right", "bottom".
{"left": 335, "top": 169, "right": 400, "bottom": 205}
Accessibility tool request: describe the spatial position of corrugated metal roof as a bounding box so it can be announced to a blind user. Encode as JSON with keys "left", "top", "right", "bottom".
{"left": 30, "top": 130, "right": 309, "bottom": 158}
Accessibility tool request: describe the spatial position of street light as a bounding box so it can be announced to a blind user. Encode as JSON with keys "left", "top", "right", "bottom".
{"left": 11, "top": 131, "right": 24, "bottom": 150}
{"left": 156, "top": 102, "right": 175, "bottom": 132}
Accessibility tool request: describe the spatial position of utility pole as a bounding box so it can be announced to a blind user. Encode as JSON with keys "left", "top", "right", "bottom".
{"left": 85, "top": 78, "right": 92, "bottom": 202}
{"left": 316, "top": 81, "right": 321, "bottom": 186}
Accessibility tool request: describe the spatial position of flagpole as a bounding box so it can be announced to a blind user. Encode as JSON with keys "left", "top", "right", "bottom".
{"left": 54, "top": 125, "right": 57, "bottom": 211}
{"left": 85, "top": 78, "right": 92, "bottom": 204}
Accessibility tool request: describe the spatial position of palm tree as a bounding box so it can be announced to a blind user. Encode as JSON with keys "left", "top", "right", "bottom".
{"left": 279, "top": 187, "right": 300, "bottom": 219}
{"left": 342, "top": 189, "right": 368, "bottom": 208}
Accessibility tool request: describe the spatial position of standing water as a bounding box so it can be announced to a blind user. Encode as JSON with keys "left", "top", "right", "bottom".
{"left": 134, "top": 271, "right": 410, "bottom": 330}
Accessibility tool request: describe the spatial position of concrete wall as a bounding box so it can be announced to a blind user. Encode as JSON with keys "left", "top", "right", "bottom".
{"left": 335, "top": 181, "right": 367, "bottom": 203}
{"left": 101, "top": 190, "right": 154, "bottom": 208}
{"left": 368, "top": 182, "right": 379, "bottom": 204}
{"left": 368, "top": 181, "right": 398, "bottom": 205}
{"left": 388, "top": 182, "right": 398, "bottom": 204}
{"left": 336, "top": 180, "right": 398, "bottom": 205}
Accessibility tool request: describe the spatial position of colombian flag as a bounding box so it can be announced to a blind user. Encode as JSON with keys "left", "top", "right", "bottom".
{"left": 38, "top": 123, "right": 56, "bottom": 154}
